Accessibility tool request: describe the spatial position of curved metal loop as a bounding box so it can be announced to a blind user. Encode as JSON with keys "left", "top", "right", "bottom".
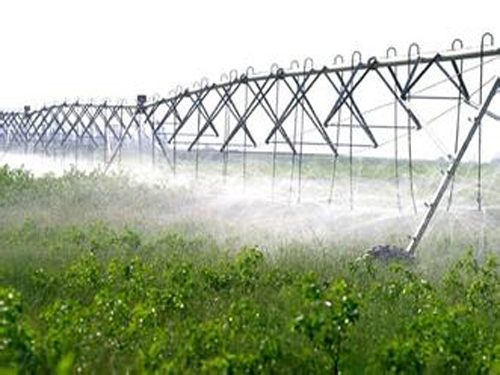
{"left": 229, "top": 69, "right": 238, "bottom": 82}
{"left": 200, "top": 77, "right": 209, "bottom": 88}
{"left": 192, "top": 78, "right": 209, "bottom": 90}
{"left": 481, "top": 32, "right": 494, "bottom": 50}
{"left": 168, "top": 89, "right": 177, "bottom": 98}
{"left": 408, "top": 42, "right": 420, "bottom": 57}
{"left": 334, "top": 54, "right": 344, "bottom": 66}
{"left": 220, "top": 72, "right": 229, "bottom": 82}
{"left": 351, "top": 50, "right": 362, "bottom": 66}
{"left": 270, "top": 63, "right": 280, "bottom": 74}
{"left": 303, "top": 57, "right": 314, "bottom": 72}
{"left": 151, "top": 93, "right": 161, "bottom": 103}
{"left": 451, "top": 38, "right": 464, "bottom": 51}
{"left": 386, "top": 46, "right": 397, "bottom": 59}
{"left": 246, "top": 66, "right": 255, "bottom": 76}
{"left": 289, "top": 59, "right": 300, "bottom": 71}
{"left": 175, "top": 85, "right": 184, "bottom": 96}
{"left": 192, "top": 81, "right": 201, "bottom": 90}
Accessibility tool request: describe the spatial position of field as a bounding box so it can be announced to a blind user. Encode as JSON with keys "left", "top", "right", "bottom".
{"left": 2, "top": 164, "right": 500, "bottom": 374}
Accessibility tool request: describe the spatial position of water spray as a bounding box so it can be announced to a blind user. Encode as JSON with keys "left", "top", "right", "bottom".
{"left": 368, "top": 77, "right": 500, "bottom": 261}
{"left": 1, "top": 35, "right": 500, "bottom": 256}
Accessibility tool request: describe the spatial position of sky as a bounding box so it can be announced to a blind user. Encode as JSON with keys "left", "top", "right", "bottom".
{"left": 0, "top": 0, "right": 498, "bottom": 109}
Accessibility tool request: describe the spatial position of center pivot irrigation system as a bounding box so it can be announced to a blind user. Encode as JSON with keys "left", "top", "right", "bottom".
{"left": 1, "top": 33, "right": 499, "bottom": 256}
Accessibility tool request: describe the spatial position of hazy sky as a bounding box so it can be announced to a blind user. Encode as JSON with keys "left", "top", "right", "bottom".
{"left": 0, "top": 0, "right": 497, "bottom": 109}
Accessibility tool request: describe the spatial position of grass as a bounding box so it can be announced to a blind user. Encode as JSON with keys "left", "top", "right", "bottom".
{"left": 1, "top": 165, "right": 500, "bottom": 374}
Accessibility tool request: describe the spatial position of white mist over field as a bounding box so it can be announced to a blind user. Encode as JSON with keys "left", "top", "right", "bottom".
{"left": 2, "top": 151, "right": 500, "bottom": 259}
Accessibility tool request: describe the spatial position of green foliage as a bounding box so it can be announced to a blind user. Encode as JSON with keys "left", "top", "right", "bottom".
{"left": 0, "top": 166, "right": 36, "bottom": 205}
{"left": 0, "top": 288, "right": 40, "bottom": 373}
{"left": 235, "top": 246, "right": 265, "bottom": 286}
{"left": 2, "top": 168, "right": 500, "bottom": 373}
{"left": 2, "top": 221, "right": 500, "bottom": 374}
{"left": 293, "top": 279, "right": 359, "bottom": 374}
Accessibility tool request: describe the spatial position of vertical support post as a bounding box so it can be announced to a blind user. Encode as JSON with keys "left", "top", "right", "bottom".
{"left": 289, "top": 61, "right": 300, "bottom": 203}
{"left": 477, "top": 33, "right": 494, "bottom": 211}
{"left": 137, "top": 95, "right": 147, "bottom": 165}
{"left": 297, "top": 58, "right": 314, "bottom": 203}
{"left": 386, "top": 47, "right": 402, "bottom": 211}
{"left": 0, "top": 112, "right": 4, "bottom": 150}
{"left": 222, "top": 100, "right": 229, "bottom": 182}
{"left": 272, "top": 77, "right": 279, "bottom": 199}
{"left": 75, "top": 106, "right": 79, "bottom": 166}
{"left": 196, "top": 97, "right": 201, "bottom": 179}
{"left": 297, "top": 86, "right": 305, "bottom": 204}
{"left": 407, "top": 43, "right": 420, "bottom": 214}
{"left": 243, "top": 70, "right": 253, "bottom": 190}
{"left": 328, "top": 55, "right": 344, "bottom": 205}
{"left": 118, "top": 105, "right": 123, "bottom": 164}
{"left": 172, "top": 101, "right": 177, "bottom": 175}
{"left": 103, "top": 106, "right": 108, "bottom": 164}
{"left": 23, "top": 106, "right": 31, "bottom": 155}
{"left": 349, "top": 52, "right": 361, "bottom": 210}
{"left": 447, "top": 39, "right": 465, "bottom": 211}
{"left": 151, "top": 110, "right": 156, "bottom": 167}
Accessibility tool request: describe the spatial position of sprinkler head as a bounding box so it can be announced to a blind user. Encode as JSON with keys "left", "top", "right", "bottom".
{"left": 365, "top": 245, "right": 414, "bottom": 262}
{"left": 137, "top": 95, "right": 147, "bottom": 107}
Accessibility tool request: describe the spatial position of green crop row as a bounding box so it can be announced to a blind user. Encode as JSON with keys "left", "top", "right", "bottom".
{"left": 1, "top": 166, "right": 500, "bottom": 374}
{"left": 1, "top": 220, "right": 500, "bottom": 374}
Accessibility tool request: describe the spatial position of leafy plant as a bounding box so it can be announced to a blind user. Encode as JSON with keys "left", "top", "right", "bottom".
{"left": 293, "top": 279, "right": 359, "bottom": 374}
